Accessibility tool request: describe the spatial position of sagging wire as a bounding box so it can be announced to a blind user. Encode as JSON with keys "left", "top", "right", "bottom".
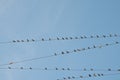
{"left": 56, "top": 72, "right": 120, "bottom": 80}
{"left": 0, "top": 34, "right": 119, "bottom": 44}
{"left": 0, "top": 41, "right": 119, "bottom": 67}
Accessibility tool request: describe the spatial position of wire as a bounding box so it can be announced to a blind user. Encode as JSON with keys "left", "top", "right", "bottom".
{"left": 0, "top": 34, "right": 119, "bottom": 44}
{"left": 0, "top": 41, "right": 12, "bottom": 44}
{"left": 0, "top": 41, "right": 119, "bottom": 66}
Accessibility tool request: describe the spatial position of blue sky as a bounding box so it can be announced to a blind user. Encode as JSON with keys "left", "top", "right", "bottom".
{"left": 0, "top": 0, "right": 120, "bottom": 80}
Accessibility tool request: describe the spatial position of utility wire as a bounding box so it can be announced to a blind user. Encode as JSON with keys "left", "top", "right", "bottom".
{"left": 0, "top": 41, "right": 119, "bottom": 66}
{"left": 0, "top": 34, "right": 119, "bottom": 44}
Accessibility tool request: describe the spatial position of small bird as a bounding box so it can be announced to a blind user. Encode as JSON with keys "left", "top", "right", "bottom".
{"left": 13, "top": 40, "right": 16, "bottom": 42}
{"left": 32, "top": 39, "right": 35, "bottom": 42}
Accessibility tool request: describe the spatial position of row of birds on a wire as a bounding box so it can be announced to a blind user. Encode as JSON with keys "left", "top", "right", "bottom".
{"left": 0, "top": 41, "right": 119, "bottom": 66}
{"left": 0, "top": 34, "right": 119, "bottom": 44}
{"left": 0, "top": 67, "right": 120, "bottom": 72}
{"left": 57, "top": 72, "right": 120, "bottom": 80}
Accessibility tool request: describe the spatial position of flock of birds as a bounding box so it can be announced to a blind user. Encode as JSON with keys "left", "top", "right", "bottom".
{"left": 0, "top": 34, "right": 120, "bottom": 80}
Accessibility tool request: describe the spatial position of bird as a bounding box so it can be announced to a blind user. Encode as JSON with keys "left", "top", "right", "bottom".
{"left": 13, "top": 40, "right": 16, "bottom": 42}
{"left": 42, "top": 38, "right": 44, "bottom": 41}
{"left": 32, "top": 39, "right": 35, "bottom": 42}
{"left": 17, "top": 40, "right": 20, "bottom": 42}
{"left": 57, "top": 37, "right": 60, "bottom": 40}
{"left": 89, "top": 74, "right": 92, "bottom": 77}
{"left": 26, "top": 39, "right": 29, "bottom": 42}
{"left": 21, "top": 40, "right": 24, "bottom": 42}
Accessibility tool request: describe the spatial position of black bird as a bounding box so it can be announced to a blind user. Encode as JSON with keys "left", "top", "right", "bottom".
{"left": 13, "top": 40, "right": 16, "bottom": 42}
{"left": 17, "top": 40, "right": 20, "bottom": 42}
{"left": 89, "top": 74, "right": 92, "bottom": 77}
{"left": 57, "top": 37, "right": 60, "bottom": 40}
{"left": 42, "top": 38, "right": 44, "bottom": 41}
{"left": 32, "top": 39, "right": 35, "bottom": 42}
{"left": 27, "top": 39, "right": 29, "bottom": 42}
{"left": 21, "top": 40, "right": 24, "bottom": 42}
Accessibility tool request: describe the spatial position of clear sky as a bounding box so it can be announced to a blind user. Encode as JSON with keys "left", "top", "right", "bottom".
{"left": 0, "top": 0, "right": 120, "bottom": 80}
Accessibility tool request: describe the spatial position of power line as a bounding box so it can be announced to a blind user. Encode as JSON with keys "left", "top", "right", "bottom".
{"left": 0, "top": 41, "right": 119, "bottom": 66}
{"left": 0, "top": 34, "right": 119, "bottom": 44}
